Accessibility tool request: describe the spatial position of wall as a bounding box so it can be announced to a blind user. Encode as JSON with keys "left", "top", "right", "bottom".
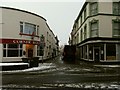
{"left": 1, "top": 7, "right": 57, "bottom": 62}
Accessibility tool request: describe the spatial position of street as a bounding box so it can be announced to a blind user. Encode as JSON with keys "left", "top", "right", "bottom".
{"left": 2, "top": 56, "right": 120, "bottom": 90}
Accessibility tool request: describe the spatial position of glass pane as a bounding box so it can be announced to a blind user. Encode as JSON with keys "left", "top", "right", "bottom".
{"left": 3, "top": 50, "right": 6, "bottom": 57}
{"left": 91, "top": 30, "right": 98, "bottom": 37}
{"left": 3, "top": 44, "right": 6, "bottom": 48}
{"left": 24, "top": 23, "right": 36, "bottom": 35}
{"left": 20, "top": 25, "right": 23, "bottom": 33}
{"left": 20, "top": 44, "right": 23, "bottom": 48}
{"left": 90, "top": 2, "right": 97, "bottom": 15}
{"left": 8, "top": 44, "right": 18, "bottom": 48}
{"left": 91, "top": 23, "right": 98, "bottom": 30}
{"left": 20, "top": 50, "right": 23, "bottom": 56}
{"left": 113, "top": 30, "right": 120, "bottom": 35}
{"left": 114, "top": 23, "right": 119, "bottom": 29}
{"left": 106, "top": 44, "right": 116, "bottom": 60}
{"left": 8, "top": 50, "right": 18, "bottom": 57}
{"left": 89, "top": 44, "right": 93, "bottom": 60}
{"left": 113, "top": 2, "right": 120, "bottom": 15}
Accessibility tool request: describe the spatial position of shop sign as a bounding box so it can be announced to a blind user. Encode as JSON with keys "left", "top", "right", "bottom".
{"left": 0, "top": 39, "right": 40, "bottom": 45}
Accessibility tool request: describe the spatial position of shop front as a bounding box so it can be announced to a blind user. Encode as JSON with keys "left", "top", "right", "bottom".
{"left": 78, "top": 40, "right": 120, "bottom": 63}
{"left": 1, "top": 38, "right": 40, "bottom": 62}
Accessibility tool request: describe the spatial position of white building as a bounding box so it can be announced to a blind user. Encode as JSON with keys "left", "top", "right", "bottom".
{"left": 0, "top": 7, "right": 59, "bottom": 62}
{"left": 70, "top": 1, "right": 120, "bottom": 63}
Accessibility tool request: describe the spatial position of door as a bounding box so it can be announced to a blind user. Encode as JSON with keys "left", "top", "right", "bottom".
{"left": 28, "top": 49, "right": 33, "bottom": 58}
{"left": 94, "top": 48, "right": 100, "bottom": 62}
{"left": 26, "top": 44, "right": 34, "bottom": 57}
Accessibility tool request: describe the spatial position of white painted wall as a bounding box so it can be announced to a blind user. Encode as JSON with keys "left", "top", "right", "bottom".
{"left": 99, "top": 15, "right": 113, "bottom": 37}
{"left": 1, "top": 7, "right": 57, "bottom": 62}
{"left": 99, "top": 2, "right": 112, "bottom": 14}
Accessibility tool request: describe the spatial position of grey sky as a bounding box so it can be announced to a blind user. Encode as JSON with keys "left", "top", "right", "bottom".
{"left": 1, "top": 0, "right": 85, "bottom": 45}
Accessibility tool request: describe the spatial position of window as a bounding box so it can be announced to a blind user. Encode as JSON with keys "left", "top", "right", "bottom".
{"left": 83, "top": 45, "right": 87, "bottom": 59}
{"left": 20, "top": 22, "right": 23, "bottom": 33}
{"left": 89, "top": 44, "right": 93, "bottom": 60}
{"left": 37, "top": 46, "right": 44, "bottom": 56}
{"left": 84, "top": 25, "right": 87, "bottom": 39}
{"left": 81, "top": 15, "right": 82, "bottom": 24}
{"left": 3, "top": 44, "right": 23, "bottom": 57}
{"left": 106, "top": 44, "right": 116, "bottom": 60}
{"left": 77, "top": 33, "right": 79, "bottom": 43}
{"left": 84, "top": 8, "right": 87, "bottom": 20}
{"left": 37, "top": 26, "right": 39, "bottom": 35}
{"left": 81, "top": 29, "right": 83, "bottom": 41}
{"left": 20, "top": 22, "right": 39, "bottom": 35}
{"left": 90, "top": 21, "right": 98, "bottom": 37}
{"left": 113, "top": 21, "right": 120, "bottom": 37}
{"left": 113, "top": 2, "right": 120, "bottom": 15}
{"left": 90, "top": 2, "right": 98, "bottom": 16}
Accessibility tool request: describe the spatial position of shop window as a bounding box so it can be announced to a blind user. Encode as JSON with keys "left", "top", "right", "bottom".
{"left": 8, "top": 50, "right": 18, "bottom": 57}
{"left": 81, "top": 46, "right": 84, "bottom": 58}
{"left": 83, "top": 45, "right": 87, "bottom": 59}
{"left": 106, "top": 44, "right": 116, "bottom": 60}
{"left": 89, "top": 44, "right": 93, "bottom": 60}
{"left": 80, "top": 47, "right": 82, "bottom": 58}
{"left": 100, "top": 44, "right": 104, "bottom": 60}
{"left": 3, "top": 44, "right": 23, "bottom": 57}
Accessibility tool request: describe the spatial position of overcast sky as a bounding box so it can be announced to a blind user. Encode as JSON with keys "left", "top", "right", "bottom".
{"left": 1, "top": 0, "right": 85, "bottom": 45}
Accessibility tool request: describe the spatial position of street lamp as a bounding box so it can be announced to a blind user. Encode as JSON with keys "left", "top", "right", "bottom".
{"left": 40, "top": 34, "right": 45, "bottom": 63}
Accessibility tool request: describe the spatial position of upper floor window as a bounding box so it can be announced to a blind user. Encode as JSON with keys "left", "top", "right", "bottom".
{"left": 84, "top": 25, "right": 87, "bottom": 39}
{"left": 81, "top": 15, "right": 82, "bottom": 24}
{"left": 81, "top": 29, "right": 83, "bottom": 41}
{"left": 113, "top": 2, "right": 120, "bottom": 15}
{"left": 84, "top": 8, "right": 87, "bottom": 20}
{"left": 113, "top": 21, "right": 120, "bottom": 37}
{"left": 90, "top": 2, "right": 98, "bottom": 16}
{"left": 20, "top": 22, "right": 39, "bottom": 36}
{"left": 77, "top": 33, "right": 79, "bottom": 43}
{"left": 90, "top": 21, "right": 98, "bottom": 37}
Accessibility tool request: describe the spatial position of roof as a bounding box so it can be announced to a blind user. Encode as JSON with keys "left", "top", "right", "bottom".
{"left": 0, "top": 6, "right": 46, "bottom": 21}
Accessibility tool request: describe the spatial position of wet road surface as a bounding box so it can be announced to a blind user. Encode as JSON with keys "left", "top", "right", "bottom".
{"left": 2, "top": 56, "right": 120, "bottom": 89}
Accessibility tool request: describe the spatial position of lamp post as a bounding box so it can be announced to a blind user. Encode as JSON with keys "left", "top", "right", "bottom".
{"left": 40, "top": 35, "right": 45, "bottom": 63}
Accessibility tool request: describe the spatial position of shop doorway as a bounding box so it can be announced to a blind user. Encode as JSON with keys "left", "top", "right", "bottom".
{"left": 26, "top": 44, "right": 34, "bottom": 57}
{"left": 94, "top": 47, "right": 100, "bottom": 62}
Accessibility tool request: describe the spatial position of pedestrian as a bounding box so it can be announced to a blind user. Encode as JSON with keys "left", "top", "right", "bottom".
{"left": 22, "top": 51, "right": 26, "bottom": 58}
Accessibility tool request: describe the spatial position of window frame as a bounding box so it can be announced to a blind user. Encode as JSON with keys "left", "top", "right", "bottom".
{"left": 20, "top": 22, "right": 39, "bottom": 36}
{"left": 90, "top": 20, "right": 99, "bottom": 37}
{"left": 3, "top": 44, "right": 23, "bottom": 57}
{"left": 90, "top": 2, "right": 98, "bottom": 16}
{"left": 113, "top": 2, "right": 120, "bottom": 15}
{"left": 112, "top": 20, "right": 120, "bottom": 37}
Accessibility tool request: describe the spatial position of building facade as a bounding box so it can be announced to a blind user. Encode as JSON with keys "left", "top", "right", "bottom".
{"left": 0, "top": 7, "right": 59, "bottom": 62}
{"left": 70, "top": 1, "right": 120, "bottom": 62}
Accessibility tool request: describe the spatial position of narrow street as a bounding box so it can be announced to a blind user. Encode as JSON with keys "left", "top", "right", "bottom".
{"left": 2, "top": 56, "right": 120, "bottom": 90}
